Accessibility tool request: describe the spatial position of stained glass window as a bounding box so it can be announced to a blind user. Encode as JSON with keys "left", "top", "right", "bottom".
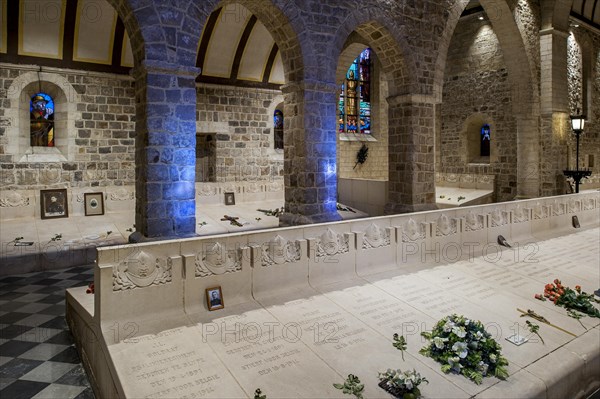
{"left": 274, "top": 109, "right": 284, "bottom": 149}
{"left": 339, "top": 48, "right": 371, "bottom": 135}
{"left": 30, "top": 93, "right": 55, "bottom": 147}
{"left": 480, "top": 124, "right": 490, "bottom": 157}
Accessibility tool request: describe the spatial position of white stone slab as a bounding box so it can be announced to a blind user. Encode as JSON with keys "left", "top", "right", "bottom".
{"left": 108, "top": 325, "right": 247, "bottom": 398}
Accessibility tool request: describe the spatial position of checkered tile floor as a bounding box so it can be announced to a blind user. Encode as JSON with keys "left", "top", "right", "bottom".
{"left": 0, "top": 266, "right": 95, "bottom": 398}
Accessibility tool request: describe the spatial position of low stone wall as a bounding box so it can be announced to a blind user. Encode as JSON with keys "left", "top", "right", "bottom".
{"left": 66, "top": 192, "right": 599, "bottom": 398}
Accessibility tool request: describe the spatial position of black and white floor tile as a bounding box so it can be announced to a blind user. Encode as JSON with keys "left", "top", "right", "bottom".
{"left": 0, "top": 266, "right": 95, "bottom": 398}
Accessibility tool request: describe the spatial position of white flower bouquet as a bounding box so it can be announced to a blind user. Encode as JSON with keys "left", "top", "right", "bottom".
{"left": 419, "top": 314, "right": 509, "bottom": 384}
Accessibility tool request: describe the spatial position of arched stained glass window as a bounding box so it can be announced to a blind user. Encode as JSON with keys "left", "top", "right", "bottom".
{"left": 339, "top": 48, "right": 371, "bottom": 134}
{"left": 480, "top": 124, "right": 490, "bottom": 157}
{"left": 30, "top": 93, "right": 55, "bottom": 147}
{"left": 274, "top": 109, "right": 284, "bottom": 150}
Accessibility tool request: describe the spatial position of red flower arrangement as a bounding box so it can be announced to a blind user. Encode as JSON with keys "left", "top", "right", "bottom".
{"left": 536, "top": 279, "right": 599, "bottom": 319}
{"left": 86, "top": 283, "right": 94, "bottom": 294}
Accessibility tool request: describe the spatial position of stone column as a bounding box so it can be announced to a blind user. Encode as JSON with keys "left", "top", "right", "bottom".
{"left": 538, "top": 28, "right": 570, "bottom": 197}
{"left": 385, "top": 95, "right": 436, "bottom": 214}
{"left": 132, "top": 61, "right": 200, "bottom": 238}
{"left": 279, "top": 81, "right": 341, "bottom": 226}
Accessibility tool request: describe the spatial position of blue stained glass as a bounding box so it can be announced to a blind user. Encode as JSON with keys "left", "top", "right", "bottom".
{"left": 274, "top": 109, "right": 283, "bottom": 129}
{"left": 339, "top": 48, "right": 371, "bottom": 135}
{"left": 30, "top": 92, "right": 55, "bottom": 147}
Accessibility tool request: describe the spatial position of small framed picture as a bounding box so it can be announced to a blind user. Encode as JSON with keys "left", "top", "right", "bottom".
{"left": 206, "top": 286, "right": 224, "bottom": 311}
{"left": 224, "top": 192, "right": 235, "bottom": 206}
{"left": 84, "top": 192, "right": 105, "bottom": 216}
{"left": 40, "top": 189, "right": 69, "bottom": 219}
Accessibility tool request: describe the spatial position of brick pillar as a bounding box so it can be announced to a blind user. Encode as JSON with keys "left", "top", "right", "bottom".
{"left": 279, "top": 82, "right": 341, "bottom": 226}
{"left": 133, "top": 61, "right": 200, "bottom": 238}
{"left": 385, "top": 95, "right": 436, "bottom": 214}
{"left": 538, "top": 28, "right": 570, "bottom": 197}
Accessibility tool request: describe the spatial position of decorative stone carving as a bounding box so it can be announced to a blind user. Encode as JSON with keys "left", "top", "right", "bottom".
{"left": 512, "top": 205, "right": 529, "bottom": 223}
{"left": 435, "top": 214, "right": 457, "bottom": 236}
{"left": 402, "top": 218, "right": 426, "bottom": 242}
{"left": 195, "top": 242, "right": 241, "bottom": 277}
{"left": 0, "top": 191, "right": 30, "bottom": 207}
{"left": 568, "top": 199, "right": 581, "bottom": 213}
{"left": 460, "top": 174, "right": 474, "bottom": 184}
{"left": 222, "top": 184, "right": 239, "bottom": 194}
{"left": 582, "top": 198, "right": 595, "bottom": 210}
{"left": 112, "top": 251, "right": 172, "bottom": 291}
{"left": 490, "top": 209, "right": 507, "bottom": 227}
{"left": 316, "top": 229, "right": 349, "bottom": 258}
{"left": 552, "top": 200, "right": 565, "bottom": 216}
{"left": 533, "top": 203, "right": 548, "bottom": 219}
{"left": 110, "top": 188, "right": 134, "bottom": 201}
{"left": 245, "top": 183, "right": 262, "bottom": 193}
{"left": 362, "top": 224, "right": 390, "bottom": 249}
{"left": 478, "top": 175, "right": 492, "bottom": 184}
{"left": 198, "top": 184, "right": 218, "bottom": 197}
{"left": 267, "top": 181, "right": 284, "bottom": 192}
{"left": 261, "top": 235, "right": 301, "bottom": 267}
{"left": 446, "top": 174, "right": 458, "bottom": 183}
{"left": 464, "top": 211, "right": 484, "bottom": 231}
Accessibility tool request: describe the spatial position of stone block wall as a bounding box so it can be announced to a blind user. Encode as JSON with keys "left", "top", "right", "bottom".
{"left": 567, "top": 29, "right": 600, "bottom": 183}
{"left": 439, "top": 16, "right": 518, "bottom": 202}
{"left": 0, "top": 66, "right": 136, "bottom": 189}
{"left": 196, "top": 84, "right": 284, "bottom": 182}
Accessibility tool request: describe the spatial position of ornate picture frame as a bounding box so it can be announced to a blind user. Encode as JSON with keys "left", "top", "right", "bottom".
{"left": 84, "top": 192, "right": 105, "bottom": 216}
{"left": 206, "top": 286, "right": 224, "bottom": 311}
{"left": 40, "top": 189, "right": 68, "bottom": 219}
{"left": 224, "top": 192, "right": 235, "bottom": 206}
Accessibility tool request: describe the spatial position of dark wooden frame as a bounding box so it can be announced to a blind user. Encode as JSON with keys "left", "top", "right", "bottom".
{"left": 84, "top": 192, "right": 105, "bottom": 216}
{"left": 206, "top": 286, "right": 224, "bottom": 311}
{"left": 40, "top": 189, "right": 69, "bottom": 219}
{"left": 224, "top": 192, "right": 235, "bottom": 206}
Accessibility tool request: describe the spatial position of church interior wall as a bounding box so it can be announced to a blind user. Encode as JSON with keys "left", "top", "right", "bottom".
{"left": 0, "top": 66, "right": 136, "bottom": 190}
{"left": 439, "top": 14, "right": 518, "bottom": 202}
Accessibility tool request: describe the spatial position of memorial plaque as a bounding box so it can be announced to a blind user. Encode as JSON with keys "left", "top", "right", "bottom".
{"left": 110, "top": 326, "right": 246, "bottom": 398}
{"left": 198, "top": 307, "right": 345, "bottom": 398}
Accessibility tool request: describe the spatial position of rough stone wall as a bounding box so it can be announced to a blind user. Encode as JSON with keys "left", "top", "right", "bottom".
{"left": 196, "top": 84, "right": 284, "bottom": 182}
{"left": 0, "top": 66, "right": 136, "bottom": 189}
{"left": 440, "top": 16, "right": 518, "bottom": 201}
{"left": 567, "top": 29, "right": 600, "bottom": 180}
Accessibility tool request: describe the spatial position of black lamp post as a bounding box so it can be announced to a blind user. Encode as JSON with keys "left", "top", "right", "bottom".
{"left": 563, "top": 113, "right": 591, "bottom": 193}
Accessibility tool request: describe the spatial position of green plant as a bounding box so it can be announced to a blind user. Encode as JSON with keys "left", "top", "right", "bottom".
{"left": 420, "top": 314, "right": 509, "bottom": 384}
{"left": 525, "top": 320, "right": 544, "bottom": 344}
{"left": 253, "top": 388, "right": 266, "bottom": 399}
{"left": 393, "top": 333, "right": 407, "bottom": 361}
{"left": 333, "top": 374, "right": 364, "bottom": 399}
{"left": 51, "top": 233, "right": 62, "bottom": 241}
{"left": 457, "top": 196, "right": 466, "bottom": 202}
{"left": 540, "top": 279, "right": 600, "bottom": 318}
{"left": 378, "top": 369, "right": 428, "bottom": 399}
{"left": 353, "top": 144, "right": 369, "bottom": 169}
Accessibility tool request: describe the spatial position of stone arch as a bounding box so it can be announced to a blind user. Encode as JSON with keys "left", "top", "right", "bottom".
{"left": 5, "top": 71, "right": 81, "bottom": 163}
{"left": 332, "top": 11, "right": 416, "bottom": 96}
{"left": 541, "top": 0, "right": 573, "bottom": 31}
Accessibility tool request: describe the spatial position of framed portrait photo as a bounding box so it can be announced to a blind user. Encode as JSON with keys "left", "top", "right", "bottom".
{"left": 206, "top": 286, "right": 224, "bottom": 311}
{"left": 224, "top": 192, "right": 235, "bottom": 206}
{"left": 40, "top": 189, "right": 69, "bottom": 219}
{"left": 84, "top": 192, "right": 105, "bottom": 216}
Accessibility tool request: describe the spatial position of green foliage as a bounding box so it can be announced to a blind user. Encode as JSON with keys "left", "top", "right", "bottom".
{"left": 253, "top": 388, "right": 266, "bottom": 399}
{"left": 353, "top": 144, "right": 369, "bottom": 169}
{"left": 378, "top": 369, "right": 428, "bottom": 399}
{"left": 419, "top": 314, "right": 509, "bottom": 384}
{"left": 333, "top": 374, "right": 364, "bottom": 399}
{"left": 51, "top": 233, "right": 62, "bottom": 241}
{"left": 392, "top": 333, "right": 407, "bottom": 361}
{"left": 525, "top": 320, "right": 544, "bottom": 344}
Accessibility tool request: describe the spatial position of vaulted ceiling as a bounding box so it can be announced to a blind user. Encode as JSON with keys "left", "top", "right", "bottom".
{"left": 0, "top": 1, "right": 285, "bottom": 87}
{"left": 571, "top": 0, "right": 600, "bottom": 28}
